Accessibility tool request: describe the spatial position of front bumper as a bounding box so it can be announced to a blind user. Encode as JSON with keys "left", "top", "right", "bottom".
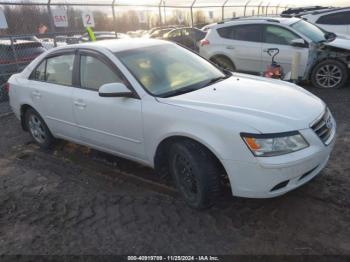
{"left": 223, "top": 127, "right": 336, "bottom": 198}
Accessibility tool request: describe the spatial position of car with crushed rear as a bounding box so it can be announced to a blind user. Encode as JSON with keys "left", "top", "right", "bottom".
{"left": 8, "top": 39, "right": 336, "bottom": 209}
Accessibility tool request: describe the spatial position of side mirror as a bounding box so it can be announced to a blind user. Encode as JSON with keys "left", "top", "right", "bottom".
{"left": 98, "top": 83, "right": 134, "bottom": 98}
{"left": 291, "top": 38, "right": 308, "bottom": 48}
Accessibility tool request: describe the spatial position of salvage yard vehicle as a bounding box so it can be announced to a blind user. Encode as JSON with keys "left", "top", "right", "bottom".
{"left": 162, "top": 27, "right": 206, "bottom": 52}
{"left": 294, "top": 7, "right": 350, "bottom": 36}
{"left": 200, "top": 17, "right": 350, "bottom": 88}
{"left": 8, "top": 39, "right": 336, "bottom": 209}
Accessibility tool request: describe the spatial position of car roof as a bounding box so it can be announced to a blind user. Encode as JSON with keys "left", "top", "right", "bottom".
{"left": 214, "top": 16, "right": 301, "bottom": 27}
{"left": 303, "top": 7, "right": 350, "bottom": 16}
{"left": 54, "top": 38, "right": 170, "bottom": 53}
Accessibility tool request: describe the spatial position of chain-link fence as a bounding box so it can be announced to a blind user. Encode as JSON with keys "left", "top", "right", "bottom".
{"left": 0, "top": 0, "right": 305, "bottom": 103}
{"left": 0, "top": 32, "right": 85, "bottom": 102}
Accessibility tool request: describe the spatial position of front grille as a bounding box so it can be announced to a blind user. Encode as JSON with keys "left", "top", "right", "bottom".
{"left": 311, "top": 108, "right": 334, "bottom": 145}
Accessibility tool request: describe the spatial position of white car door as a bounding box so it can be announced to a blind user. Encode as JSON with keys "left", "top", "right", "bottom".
{"left": 216, "top": 24, "right": 263, "bottom": 74}
{"left": 261, "top": 25, "right": 309, "bottom": 78}
{"left": 27, "top": 52, "right": 80, "bottom": 140}
{"left": 72, "top": 50, "right": 145, "bottom": 159}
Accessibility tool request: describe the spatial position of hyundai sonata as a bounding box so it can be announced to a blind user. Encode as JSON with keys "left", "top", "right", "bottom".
{"left": 8, "top": 39, "right": 336, "bottom": 209}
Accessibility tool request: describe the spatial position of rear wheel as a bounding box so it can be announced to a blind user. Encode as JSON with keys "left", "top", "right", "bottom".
{"left": 25, "top": 109, "right": 54, "bottom": 149}
{"left": 211, "top": 56, "right": 235, "bottom": 71}
{"left": 311, "top": 60, "right": 348, "bottom": 89}
{"left": 168, "top": 140, "right": 221, "bottom": 209}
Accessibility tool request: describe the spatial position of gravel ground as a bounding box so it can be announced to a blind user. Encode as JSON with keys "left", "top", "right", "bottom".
{"left": 0, "top": 86, "right": 350, "bottom": 256}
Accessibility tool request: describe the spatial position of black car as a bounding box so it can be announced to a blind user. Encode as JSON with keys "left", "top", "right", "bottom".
{"left": 162, "top": 27, "right": 206, "bottom": 52}
{"left": 281, "top": 6, "right": 329, "bottom": 16}
{"left": 149, "top": 28, "right": 175, "bottom": 39}
{"left": 0, "top": 39, "right": 45, "bottom": 102}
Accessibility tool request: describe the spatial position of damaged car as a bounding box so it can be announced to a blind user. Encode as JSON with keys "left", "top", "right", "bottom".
{"left": 200, "top": 17, "right": 350, "bottom": 88}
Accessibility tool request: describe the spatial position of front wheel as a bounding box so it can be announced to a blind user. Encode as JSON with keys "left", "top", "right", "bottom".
{"left": 311, "top": 60, "right": 348, "bottom": 89}
{"left": 169, "top": 140, "right": 221, "bottom": 209}
{"left": 25, "top": 109, "right": 54, "bottom": 149}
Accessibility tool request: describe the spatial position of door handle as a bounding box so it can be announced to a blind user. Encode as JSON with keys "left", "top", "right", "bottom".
{"left": 32, "top": 90, "right": 41, "bottom": 99}
{"left": 74, "top": 100, "right": 86, "bottom": 108}
{"left": 226, "top": 46, "right": 235, "bottom": 50}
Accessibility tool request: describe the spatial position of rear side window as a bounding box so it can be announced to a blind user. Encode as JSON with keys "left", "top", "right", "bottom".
{"left": 217, "top": 24, "right": 262, "bottom": 42}
{"left": 264, "top": 25, "right": 300, "bottom": 45}
{"left": 316, "top": 11, "right": 350, "bottom": 25}
{"left": 80, "top": 55, "right": 122, "bottom": 91}
{"left": 46, "top": 54, "right": 75, "bottom": 86}
{"left": 30, "top": 60, "right": 46, "bottom": 81}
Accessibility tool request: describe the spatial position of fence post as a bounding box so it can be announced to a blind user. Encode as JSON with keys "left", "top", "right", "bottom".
{"left": 190, "top": 0, "right": 196, "bottom": 27}
{"left": 244, "top": 0, "right": 251, "bottom": 17}
{"left": 112, "top": 0, "right": 117, "bottom": 38}
{"left": 10, "top": 36, "right": 20, "bottom": 72}
{"left": 47, "top": 0, "right": 57, "bottom": 47}
{"left": 158, "top": 0, "right": 162, "bottom": 27}
{"left": 276, "top": 3, "right": 280, "bottom": 15}
{"left": 257, "top": 1, "right": 262, "bottom": 16}
{"left": 266, "top": 2, "right": 270, "bottom": 16}
{"left": 222, "top": 0, "right": 229, "bottom": 20}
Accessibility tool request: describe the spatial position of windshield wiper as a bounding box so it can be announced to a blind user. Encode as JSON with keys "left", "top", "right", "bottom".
{"left": 159, "top": 74, "right": 231, "bottom": 98}
{"left": 159, "top": 86, "right": 201, "bottom": 98}
{"left": 203, "top": 74, "right": 231, "bottom": 87}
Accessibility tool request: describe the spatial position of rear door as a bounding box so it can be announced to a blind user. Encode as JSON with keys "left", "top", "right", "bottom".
{"left": 261, "top": 25, "right": 309, "bottom": 78}
{"left": 27, "top": 51, "right": 79, "bottom": 140}
{"left": 72, "top": 50, "right": 144, "bottom": 159}
{"left": 216, "top": 24, "right": 263, "bottom": 74}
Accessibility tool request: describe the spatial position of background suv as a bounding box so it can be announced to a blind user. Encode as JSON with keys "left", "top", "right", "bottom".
{"left": 301, "top": 8, "right": 350, "bottom": 36}
{"left": 199, "top": 17, "right": 350, "bottom": 89}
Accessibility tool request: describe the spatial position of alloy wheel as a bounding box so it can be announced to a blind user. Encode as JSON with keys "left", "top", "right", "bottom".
{"left": 28, "top": 115, "right": 47, "bottom": 144}
{"left": 315, "top": 64, "right": 343, "bottom": 88}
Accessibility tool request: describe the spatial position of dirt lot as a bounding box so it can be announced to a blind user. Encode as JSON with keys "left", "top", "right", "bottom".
{"left": 0, "top": 86, "right": 350, "bottom": 256}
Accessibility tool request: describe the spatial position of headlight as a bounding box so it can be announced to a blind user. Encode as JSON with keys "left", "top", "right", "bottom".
{"left": 241, "top": 131, "right": 309, "bottom": 157}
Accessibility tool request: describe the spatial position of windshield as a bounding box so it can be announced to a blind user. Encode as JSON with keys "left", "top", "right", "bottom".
{"left": 116, "top": 44, "right": 226, "bottom": 97}
{"left": 291, "top": 20, "right": 327, "bottom": 43}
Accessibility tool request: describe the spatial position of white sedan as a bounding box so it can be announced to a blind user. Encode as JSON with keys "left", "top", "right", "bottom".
{"left": 8, "top": 39, "right": 336, "bottom": 209}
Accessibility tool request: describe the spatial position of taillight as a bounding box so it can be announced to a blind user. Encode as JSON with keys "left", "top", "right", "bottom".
{"left": 200, "top": 39, "right": 210, "bottom": 47}
{"left": 4, "top": 83, "right": 10, "bottom": 93}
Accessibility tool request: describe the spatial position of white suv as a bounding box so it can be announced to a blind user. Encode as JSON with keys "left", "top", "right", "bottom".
{"left": 301, "top": 8, "right": 350, "bottom": 36}
{"left": 8, "top": 39, "right": 336, "bottom": 209}
{"left": 200, "top": 17, "right": 350, "bottom": 89}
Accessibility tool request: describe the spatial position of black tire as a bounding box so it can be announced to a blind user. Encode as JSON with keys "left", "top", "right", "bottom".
{"left": 211, "top": 56, "right": 235, "bottom": 71}
{"left": 25, "top": 108, "right": 54, "bottom": 149}
{"left": 168, "top": 140, "right": 221, "bottom": 209}
{"left": 311, "top": 59, "right": 348, "bottom": 89}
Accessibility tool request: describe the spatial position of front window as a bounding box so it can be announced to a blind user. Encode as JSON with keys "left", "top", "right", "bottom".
{"left": 80, "top": 55, "right": 122, "bottom": 91}
{"left": 264, "top": 25, "right": 300, "bottom": 45}
{"left": 291, "top": 20, "right": 326, "bottom": 43}
{"left": 116, "top": 44, "right": 226, "bottom": 97}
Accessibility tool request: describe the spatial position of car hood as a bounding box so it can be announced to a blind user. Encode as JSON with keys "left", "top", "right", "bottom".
{"left": 157, "top": 74, "right": 326, "bottom": 133}
{"left": 323, "top": 36, "right": 350, "bottom": 50}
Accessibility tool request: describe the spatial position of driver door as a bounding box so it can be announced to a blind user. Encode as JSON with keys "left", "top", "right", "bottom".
{"left": 261, "top": 25, "right": 309, "bottom": 78}
{"left": 72, "top": 50, "right": 145, "bottom": 159}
